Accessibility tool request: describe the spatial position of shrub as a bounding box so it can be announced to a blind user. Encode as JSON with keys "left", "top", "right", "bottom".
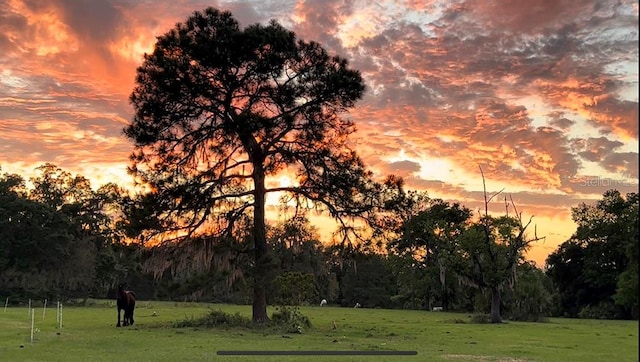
{"left": 270, "top": 305, "right": 311, "bottom": 333}
{"left": 173, "top": 310, "right": 251, "bottom": 328}
{"left": 470, "top": 314, "right": 492, "bottom": 324}
{"left": 578, "top": 301, "right": 618, "bottom": 320}
{"left": 172, "top": 306, "right": 312, "bottom": 334}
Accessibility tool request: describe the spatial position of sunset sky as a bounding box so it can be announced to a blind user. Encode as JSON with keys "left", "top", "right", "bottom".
{"left": 1, "top": 0, "right": 638, "bottom": 265}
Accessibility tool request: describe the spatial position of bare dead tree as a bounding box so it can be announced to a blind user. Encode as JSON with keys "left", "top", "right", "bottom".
{"left": 461, "top": 166, "right": 545, "bottom": 323}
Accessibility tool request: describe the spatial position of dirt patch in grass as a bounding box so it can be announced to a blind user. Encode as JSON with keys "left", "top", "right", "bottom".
{"left": 442, "top": 354, "right": 529, "bottom": 361}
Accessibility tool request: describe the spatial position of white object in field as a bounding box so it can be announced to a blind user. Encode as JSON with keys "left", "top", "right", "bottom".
{"left": 320, "top": 299, "right": 327, "bottom": 307}
{"left": 57, "top": 302, "right": 63, "bottom": 329}
{"left": 30, "top": 308, "right": 35, "bottom": 344}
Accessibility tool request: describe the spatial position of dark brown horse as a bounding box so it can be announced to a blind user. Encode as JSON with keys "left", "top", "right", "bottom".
{"left": 116, "top": 283, "right": 136, "bottom": 327}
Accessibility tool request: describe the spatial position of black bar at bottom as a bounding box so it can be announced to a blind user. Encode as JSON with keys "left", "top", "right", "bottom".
{"left": 217, "top": 350, "right": 418, "bottom": 356}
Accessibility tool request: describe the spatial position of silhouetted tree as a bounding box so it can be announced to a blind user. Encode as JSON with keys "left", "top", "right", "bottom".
{"left": 0, "top": 168, "right": 93, "bottom": 299}
{"left": 124, "top": 7, "right": 380, "bottom": 322}
{"left": 547, "top": 190, "right": 638, "bottom": 319}
{"left": 389, "top": 199, "right": 471, "bottom": 310}
{"left": 454, "top": 168, "right": 542, "bottom": 323}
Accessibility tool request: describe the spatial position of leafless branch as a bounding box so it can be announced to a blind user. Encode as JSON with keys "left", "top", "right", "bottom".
{"left": 479, "top": 165, "right": 504, "bottom": 218}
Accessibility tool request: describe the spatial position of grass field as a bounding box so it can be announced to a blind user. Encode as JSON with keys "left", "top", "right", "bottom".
{"left": 0, "top": 300, "right": 637, "bottom": 361}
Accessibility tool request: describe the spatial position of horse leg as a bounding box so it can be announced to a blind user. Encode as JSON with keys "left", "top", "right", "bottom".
{"left": 129, "top": 306, "right": 135, "bottom": 326}
{"left": 123, "top": 309, "right": 130, "bottom": 326}
{"left": 117, "top": 308, "right": 122, "bottom": 327}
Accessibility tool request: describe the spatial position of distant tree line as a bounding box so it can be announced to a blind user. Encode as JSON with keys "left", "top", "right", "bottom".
{"left": 1, "top": 164, "right": 636, "bottom": 321}
{"left": 0, "top": 164, "right": 143, "bottom": 301}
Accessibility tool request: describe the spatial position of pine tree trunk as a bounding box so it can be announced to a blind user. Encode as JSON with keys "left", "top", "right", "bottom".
{"left": 252, "top": 168, "right": 269, "bottom": 323}
{"left": 252, "top": 285, "right": 268, "bottom": 322}
{"left": 491, "top": 287, "right": 502, "bottom": 323}
{"left": 439, "top": 261, "right": 447, "bottom": 310}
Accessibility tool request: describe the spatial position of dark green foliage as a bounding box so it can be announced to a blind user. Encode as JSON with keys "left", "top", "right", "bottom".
{"left": 271, "top": 271, "right": 316, "bottom": 305}
{"left": 155, "top": 269, "right": 248, "bottom": 303}
{"left": 546, "top": 190, "right": 638, "bottom": 319}
{"left": 143, "top": 233, "right": 254, "bottom": 303}
{"left": 268, "top": 217, "right": 335, "bottom": 304}
{"left": 174, "top": 310, "right": 252, "bottom": 328}
{"left": 388, "top": 199, "right": 472, "bottom": 311}
{"left": 614, "top": 265, "right": 639, "bottom": 318}
{"left": 271, "top": 305, "right": 312, "bottom": 333}
{"left": 173, "top": 306, "right": 310, "bottom": 334}
{"left": 577, "top": 301, "right": 620, "bottom": 320}
{"left": 0, "top": 168, "right": 94, "bottom": 299}
{"left": 387, "top": 253, "right": 429, "bottom": 309}
{"left": 546, "top": 241, "right": 587, "bottom": 317}
{"left": 0, "top": 165, "right": 150, "bottom": 301}
{"left": 469, "top": 314, "right": 492, "bottom": 324}
{"left": 338, "top": 252, "right": 397, "bottom": 308}
{"left": 501, "top": 262, "right": 552, "bottom": 322}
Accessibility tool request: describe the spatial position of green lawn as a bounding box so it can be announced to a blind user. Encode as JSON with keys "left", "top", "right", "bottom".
{"left": 0, "top": 300, "right": 637, "bottom": 361}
